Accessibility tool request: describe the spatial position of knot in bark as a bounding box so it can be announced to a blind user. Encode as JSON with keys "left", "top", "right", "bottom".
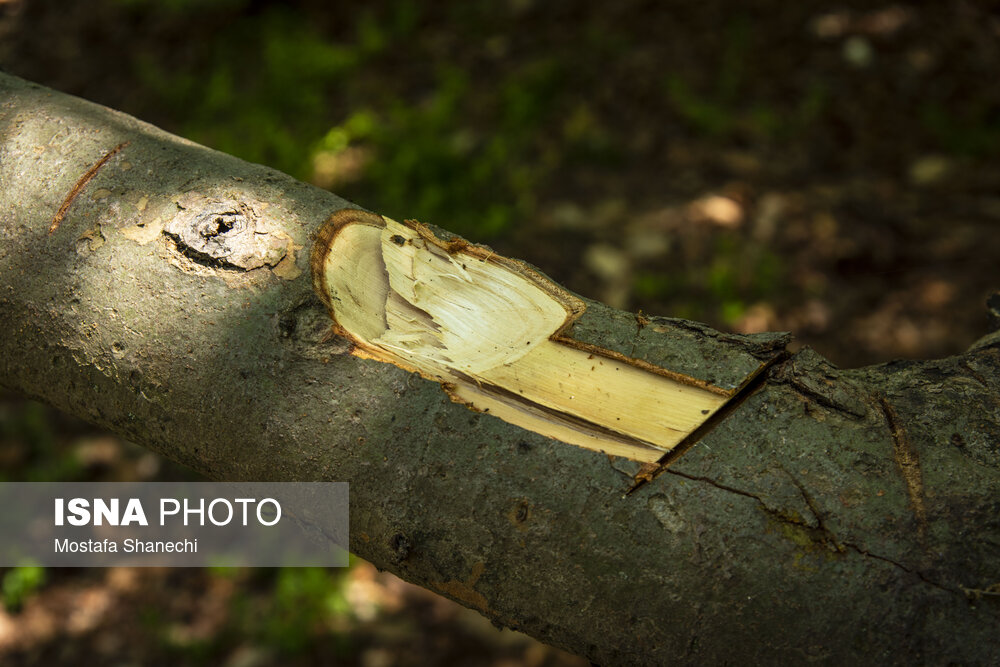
{"left": 164, "top": 194, "right": 286, "bottom": 270}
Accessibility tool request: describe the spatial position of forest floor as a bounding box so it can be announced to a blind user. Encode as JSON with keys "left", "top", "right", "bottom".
{"left": 0, "top": 0, "right": 998, "bottom": 665}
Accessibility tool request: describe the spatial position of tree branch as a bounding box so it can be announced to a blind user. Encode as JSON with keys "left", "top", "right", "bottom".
{"left": 1, "top": 72, "right": 997, "bottom": 665}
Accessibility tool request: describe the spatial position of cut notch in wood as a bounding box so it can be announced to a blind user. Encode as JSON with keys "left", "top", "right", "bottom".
{"left": 311, "top": 209, "right": 730, "bottom": 462}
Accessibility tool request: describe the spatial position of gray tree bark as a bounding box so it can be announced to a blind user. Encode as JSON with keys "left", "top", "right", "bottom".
{"left": 1, "top": 72, "right": 998, "bottom": 665}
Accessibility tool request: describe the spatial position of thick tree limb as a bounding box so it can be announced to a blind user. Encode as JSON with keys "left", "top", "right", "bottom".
{"left": 1, "top": 72, "right": 998, "bottom": 665}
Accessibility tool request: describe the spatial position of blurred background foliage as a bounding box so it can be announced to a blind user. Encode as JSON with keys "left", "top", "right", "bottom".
{"left": 1, "top": 0, "right": 999, "bottom": 664}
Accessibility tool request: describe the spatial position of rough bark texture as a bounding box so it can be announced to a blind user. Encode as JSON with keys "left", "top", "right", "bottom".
{"left": 1, "top": 72, "right": 998, "bottom": 665}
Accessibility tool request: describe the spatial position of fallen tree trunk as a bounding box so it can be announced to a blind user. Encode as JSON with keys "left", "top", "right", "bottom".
{"left": 1, "top": 72, "right": 998, "bottom": 665}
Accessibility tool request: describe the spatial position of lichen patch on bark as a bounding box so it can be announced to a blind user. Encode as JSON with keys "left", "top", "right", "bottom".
{"left": 271, "top": 233, "right": 303, "bottom": 280}
{"left": 120, "top": 217, "right": 164, "bottom": 245}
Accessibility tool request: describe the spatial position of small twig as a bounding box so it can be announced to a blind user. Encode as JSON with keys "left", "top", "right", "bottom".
{"left": 48, "top": 140, "right": 129, "bottom": 234}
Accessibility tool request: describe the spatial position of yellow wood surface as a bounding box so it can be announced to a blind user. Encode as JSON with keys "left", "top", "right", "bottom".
{"left": 316, "top": 213, "right": 729, "bottom": 461}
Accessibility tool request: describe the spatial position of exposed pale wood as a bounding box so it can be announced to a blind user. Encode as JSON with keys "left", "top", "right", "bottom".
{"left": 312, "top": 210, "right": 727, "bottom": 461}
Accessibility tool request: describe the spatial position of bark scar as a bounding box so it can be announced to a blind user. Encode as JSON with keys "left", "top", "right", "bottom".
{"left": 878, "top": 396, "right": 927, "bottom": 534}
{"left": 313, "top": 209, "right": 733, "bottom": 461}
{"left": 49, "top": 141, "right": 129, "bottom": 234}
{"left": 432, "top": 561, "right": 489, "bottom": 613}
{"left": 163, "top": 195, "right": 286, "bottom": 271}
{"left": 623, "top": 358, "right": 780, "bottom": 496}
{"left": 783, "top": 468, "right": 844, "bottom": 551}
{"left": 665, "top": 470, "right": 957, "bottom": 594}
